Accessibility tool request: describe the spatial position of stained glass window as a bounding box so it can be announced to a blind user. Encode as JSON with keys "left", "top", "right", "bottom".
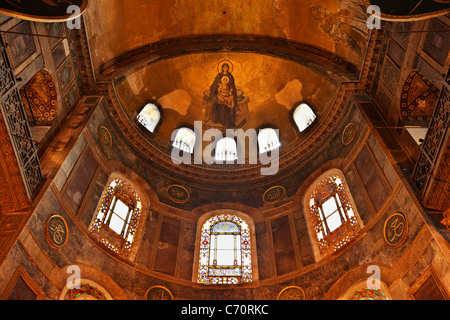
{"left": 63, "top": 283, "right": 108, "bottom": 300}
{"left": 89, "top": 178, "right": 142, "bottom": 257}
{"left": 348, "top": 288, "right": 388, "bottom": 300}
{"left": 137, "top": 103, "right": 161, "bottom": 133}
{"left": 258, "top": 128, "right": 281, "bottom": 153}
{"left": 309, "top": 175, "right": 360, "bottom": 256}
{"left": 293, "top": 103, "right": 316, "bottom": 132}
{"left": 215, "top": 137, "right": 237, "bottom": 162}
{"left": 172, "top": 127, "right": 196, "bottom": 153}
{"left": 198, "top": 214, "right": 252, "bottom": 285}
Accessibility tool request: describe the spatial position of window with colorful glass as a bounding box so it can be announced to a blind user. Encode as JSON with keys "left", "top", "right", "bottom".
{"left": 348, "top": 288, "right": 388, "bottom": 300}
{"left": 309, "top": 175, "right": 361, "bottom": 256}
{"left": 89, "top": 178, "right": 143, "bottom": 257}
{"left": 198, "top": 214, "right": 252, "bottom": 285}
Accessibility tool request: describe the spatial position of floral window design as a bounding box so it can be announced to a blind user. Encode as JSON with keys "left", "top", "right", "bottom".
{"left": 63, "top": 283, "right": 108, "bottom": 300}
{"left": 198, "top": 214, "right": 252, "bottom": 285}
{"left": 89, "top": 179, "right": 142, "bottom": 257}
{"left": 309, "top": 175, "right": 360, "bottom": 256}
{"left": 348, "top": 288, "right": 388, "bottom": 300}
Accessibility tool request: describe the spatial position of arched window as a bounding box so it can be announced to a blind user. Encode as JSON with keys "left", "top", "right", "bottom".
{"left": 293, "top": 103, "right": 316, "bottom": 132}
{"left": 60, "top": 280, "right": 113, "bottom": 300}
{"left": 198, "top": 214, "right": 252, "bottom": 285}
{"left": 309, "top": 175, "right": 361, "bottom": 256}
{"left": 258, "top": 128, "right": 280, "bottom": 153}
{"left": 137, "top": 103, "right": 161, "bottom": 133}
{"left": 340, "top": 280, "right": 391, "bottom": 300}
{"left": 172, "top": 127, "right": 196, "bottom": 153}
{"left": 215, "top": 137, "right": 237, "bottom": 162}
{"left": 89, "top": 178, "right": 142, "bottom": 257}
{"left": 348, "top": 288, "right": 389, "bottom": 300}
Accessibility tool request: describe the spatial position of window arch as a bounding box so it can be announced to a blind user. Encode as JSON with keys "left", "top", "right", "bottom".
{"left": 308, "top": 174, "right": 361, "bottom": 257}
{"left": 172, "top": 127, "right": 196, "bottom": 153}
{"left": 198, "top": 214, "right": 252, "bottom": 285}
{"left": 60, "top": 279, "right": 113, "bottom": 300}
{"left": 137, "top": 103, "right": 161, "bottom": 133}
{"left": 89, "top": 178, "right": 143, "bottom": 257}
{"left": 215, "top": 137, "right": 237, "bottom": 162}
{"left": 258, "top": 128, "right": 280, "bottom": 153}
{"left": 340, "top": 280, "right": 392, "bottom": 300}
{"left": 293, "top": 103, "right": 316, "bottom": 132}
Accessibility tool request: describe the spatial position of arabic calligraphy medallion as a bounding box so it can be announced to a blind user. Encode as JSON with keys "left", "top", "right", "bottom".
{"left": 383, "top": 212, "right": 408, "bottom": 247}
{"left": 167, "top": 185, "right": 190, "bottom": 203}
{"left": 263, "top": 186, "right": 285, "bottom": 204}
{"left": 45, "top": 215, "right": 68, "bottom": 248}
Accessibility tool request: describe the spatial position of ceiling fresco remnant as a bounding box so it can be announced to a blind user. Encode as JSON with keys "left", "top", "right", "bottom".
{"left": 84, "top": 0, "right": 370, "bottom": 73}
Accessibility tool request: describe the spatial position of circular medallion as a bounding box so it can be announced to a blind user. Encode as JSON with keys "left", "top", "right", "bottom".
{"left": 263, "top": 186, "right": 285, "bottom": 204}
{"left": 342, "top": 123, "right": 356, "bottom": 145}
{"left": 45, "top": 215, "right": 68, "bottom": 249}
{"left": 167, "top": 185, "right": 190, "bottom": 203}
{"left": 146, "top": 286, "right": 173, "bottom": 300}
{"left": 98, "top": 126, "right": 112, "bottom": 147}
{"left": 383, "top": 212, "right": 408, "bottom": 247}
{"left": 277, "top": 286, "right": 305, "bottom": 300}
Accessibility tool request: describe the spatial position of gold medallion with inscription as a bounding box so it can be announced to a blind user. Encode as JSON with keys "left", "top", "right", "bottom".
{"left": 146, "top": 286, "right": 173, "bottom": 300}
{"left": 277, "top": 286, "right": 305, "bottom": 300}
{"left": 98, "top": 126, "right": 112, "bottom": 147}
{"left": 45, "top": 215, "right": 68, "bottom": 249}
{"left": 263, "top": 186, "right": 285, "bottom": 204}
{"left": 342, "top": 123, "right": 356, "bottom": 145}
{"left": 383, "top": 212, "right": 408, "bottom": 247}
{"left": 167, "top": 185, "right": 190, "bottom": 203}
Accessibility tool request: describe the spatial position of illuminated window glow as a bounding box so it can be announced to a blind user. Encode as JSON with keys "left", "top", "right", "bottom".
{"left": 89, "top": 179, "right": 142, "bottom": 257}
{"left": 309, "top": 175, "right": 360, "bottom": 256}
{"left": 172, "top": 127, "right": 196, "bottom": 153}
{"left": 137, "top": 103, "right": 161, "bottom": 133}
{"left": 215, "top": 137, "right": 237, "bottom": 162}
{"left": 258, "top": 128, "right": 281, "bottom": 153}
{"left": 198, "top": 214, "right": 252, "bottom": 285}
{"left": 293, "top": 103, "right": 316, "bottom": 132}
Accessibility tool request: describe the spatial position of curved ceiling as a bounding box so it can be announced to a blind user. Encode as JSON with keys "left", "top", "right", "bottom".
{"left": 83, "top": 0, "right": 369, "bottom": 74}
{"left": 115, "top": 52, "right": 338, "bottom": 152}
{"left": 81, "top": 0, "right": 369, "bottom": 184}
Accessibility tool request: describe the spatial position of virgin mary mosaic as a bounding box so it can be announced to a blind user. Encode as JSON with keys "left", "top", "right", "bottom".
{"left": 203, "top": 60, "right": 249, "bottom": 128}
